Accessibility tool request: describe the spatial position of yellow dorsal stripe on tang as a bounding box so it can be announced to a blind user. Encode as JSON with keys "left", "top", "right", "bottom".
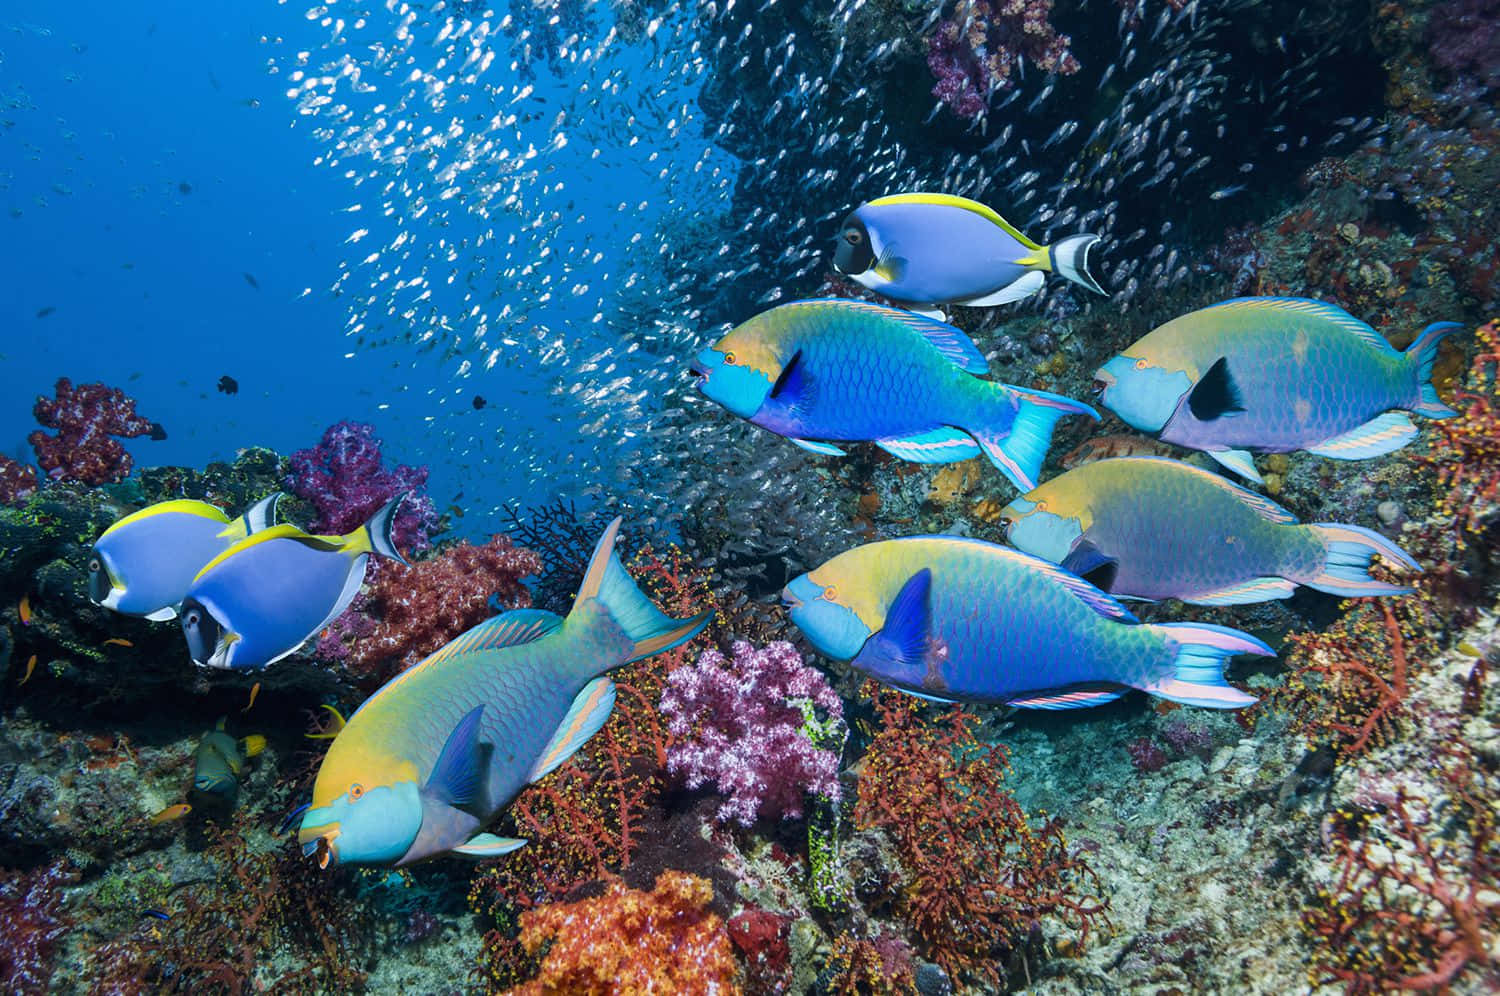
{"left": 867, "top": 193, "right": 1044, "bottom": 251}
{"left": 193, "top": 524, "right": 356, "bottom": 582}
{"left": 98, "top": 499, "right": 230, "bottom": 539}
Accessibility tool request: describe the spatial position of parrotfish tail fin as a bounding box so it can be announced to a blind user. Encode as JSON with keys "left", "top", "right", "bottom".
{"left": 1140, "top": 623, "right": 1270, "bottom": 709}
{"left": 1048, "top": 234, "right": 1107, "bottom": 295}
{"left": 576, "top": 517, "right": 714, "bottom": 664}
{"left": 1406, "top": 321, "right": 1462, "bottom": 418}
{"left": 1304, "top": 523, "right": 1420, "bottom": 597}
{"left": 345, "top": 492, "right": 408, "bottom": 564}
{"left": 971, "top": 387, "right": 1100, "bottom": 492}
{"left": 240, "top": 734, "right": 267, "bottom": 758}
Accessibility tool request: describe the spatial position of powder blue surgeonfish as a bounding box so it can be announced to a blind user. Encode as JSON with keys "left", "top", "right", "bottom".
{"left": 832, "top": 193, "right": 1106, "bottom": 312}
{"left": 784, "top": 536, "right": 1271, "bottom": 711}
{"left": 691, "top": 298, "right": 1097, "bottom": 491}
{"left": 89, "top": 493, "right": 282, "bottom": 621}
{"left": 1000, "top": 456, "right": 1420, "bottom": 604}
{"left": 1093, "top": 297, "right": 1461, "bottom": 482}
{"left": 295, "top": 518, "right": 712, "bottom": 867}
{"left": 180, "top": 495, "right": 407, "bottom": 671}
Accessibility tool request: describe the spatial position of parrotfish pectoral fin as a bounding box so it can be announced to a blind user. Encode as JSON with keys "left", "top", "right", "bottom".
{"left": 875, "top": 426, "right": 982, "bottom": 463}
{"left": 529, "top": 677, "right": 616, "bottom": 782}
{"left": 577, "top": 518, "right": 715, "bottom": 663}
{"left": 1207, "top": 449, "right": 1262, "bottom": 482}
{"left": 853, "top": 569, "right": 933, "bottom": 680}
{"left": 1305, "top": 523, "right": 1419, "bottom": 598}
{"left": 970, "top": 387, "right": 1099, "bottom": 492}
{"left": 768, "top": 349, "right": 810, "bottom": 405}
{"left": 1304, "top": 412, "right": 1417, "bottom": 460}
{"left": 1141, "top": 623, "right": 1269, "bottom": 709}
{"left": 452, "top": 833, "right": 527, "bottom": 858}
{"left": 1059, "top": 540, "right": 1119, "bottom": 593}
{"left": 892, "top": 686, "right": 961, "bottom": 704}
{"left": 423, "top": 609, "right": 564, "bottom": 666}
{"left": 955, "top": 271, "right": 1045, "bottom": 308}
{"left": 1048, "top": 234, "right": 1107, "bottom": 295}
{"left": 886, "top": 311, "right": 989, "bottom": 373}
{"left": 145, "top": 605, "right": 178, "bottom": 622}
{"left": 790, "top": 438, "right": 846, "bottom": 456}
{"left": 1186, "top": 357, "right": 1246, "bottom": 421}
{"left": 1008, "top": 686, "right": 1127, "bottom": 710}
{"left": 1185, "top": 577, "right": 1298, "bottom": 605}
{"left": 1406, "top": 321, "right": 1462, "bottom": 418}
{"left": 425, "top": 705, "right": 487, "bottom": 811}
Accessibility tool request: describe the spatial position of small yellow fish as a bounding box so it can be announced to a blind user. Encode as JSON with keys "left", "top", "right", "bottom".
{"left": 242, "top": 682, "right": 261, "bottom": 713}
{"left": 20, "top": 655, "right": 37, "bottom": 686}
{"left": 304, "top": 703, "right": 347, "bottom": 740}
{"left": 103, "top": 638, "right": 134, "bottom": 648}
{"left": 149, "top": 803, "right": 192, "bottom": 824}
{"left": 19, "top": 595, "right": 31, "bottom": 625}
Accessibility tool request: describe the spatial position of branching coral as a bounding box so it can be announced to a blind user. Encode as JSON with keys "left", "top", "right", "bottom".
{"left": 825, "top": 929, "right": 919, "bottom": 996}
{"left": 0, "top": 859, "right": 74, "bottom": 995}
{"left": 854, "top": 686, "right": 1108, "bottom": 988}
{"left": 1303, "top": 744, "right": 1499, "bottom": 993}
{"left": 660, "top": 640, "right": 844, "bottom": 826}
{"left": 926, "top": 0, "right": 1080, "bottom": 120}
{"left": 509, "top": 870, "right": 738, "bottom": 995}
{"left": 0, "top": 455, "right": 39, "bottom": 507}
{"left": 28, "top": 378, "right": 157, "bottom": 486}
{"left": 1420, "top": 317, "right": 1500, "bottom": 550}
{"left": 284, "top": 420, "right": 441, "bottom": 553}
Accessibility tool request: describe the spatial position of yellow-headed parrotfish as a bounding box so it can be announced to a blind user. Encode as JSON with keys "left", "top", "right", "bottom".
{"left": 1001, "top": 456, "right": 1420, "bottom": 604}
{"left": 832, "top": 193, "right": 1105, "bottom": 311}
{"left": 784, "top": 536, "right": 1269, "bottom": 710}
{"left": 691, "top": 298, "right": 1096, "bottom": 491}
{"left": 191, "top": 716, "right": 266, "bottom": 803}
{"left": 296, "top": 518, "right": 711, "bottom": 867}
{"left": 1093, "top": 297, "right": 1461, "bottom": 482}
{"left": 181, "top": 495, "right": 407, "bottom": 671}
{"left": 89, "top": 494, "right": 282, "bottom": 620}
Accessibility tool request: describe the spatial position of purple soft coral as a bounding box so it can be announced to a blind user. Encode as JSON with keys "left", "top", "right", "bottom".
{"left": 284, "top": 421, "right": 441, "bottom": 553}
{"left": 1428, "top": 0, "right": 1500, "bottom": 91}
{"left": 660, "top": 640, "right": 844, "bottom": 826}
{"left": 926, "top": 0, "right": 1081, "bottom": 121}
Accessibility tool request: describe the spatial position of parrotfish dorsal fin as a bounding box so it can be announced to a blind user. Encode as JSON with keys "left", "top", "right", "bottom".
{"left": 424, "top": 706, "right": 487, "bottom": 811}
{"left": 422, "top": 609, "right": 564, "bottom": 667}
{"left": 1204, "top": 297, "right": 1397, "bottom": 355}
{"left": 1187, "top": 357, "right": 1246, "bottom": 421}
{"left": 1131, "top": 457, "right": 1298, "bottom": 523}
{"left": 867, "top": 193, "right": 1043, "bottom": 251}
{"left": 528, "top": 677, "right": 616, "bottom": 783}
{"left": 790, "top": 298, "right": 989, "bottom": 373}
{"left": 855, "top": 569, "right": 933, "bottom": 677}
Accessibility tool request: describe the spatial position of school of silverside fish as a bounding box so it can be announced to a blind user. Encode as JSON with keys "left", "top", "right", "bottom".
{"left": 5, "top": 0, "right": 1500, "bottom": 993}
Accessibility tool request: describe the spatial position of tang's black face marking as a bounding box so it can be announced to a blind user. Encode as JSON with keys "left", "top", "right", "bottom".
{"left": 181, "top": 598, "right": 222, "bottom": 665}
{"left": 87, "top": 553, "right": 112, "bottom": 604}
{"left": 832, "top": 213, "right": 875, "bottom": 275}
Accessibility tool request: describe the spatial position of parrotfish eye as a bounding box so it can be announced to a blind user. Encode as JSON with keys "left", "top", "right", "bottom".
{"left": 821, "top": 584, "right": 839, "bottom": 601}
{"left": 1035, "top": 500, "right": 1049, "bottom": 513}
{"left": 1134, "top": 358, "right": 1149, "bottom": 371}
{"left": 843, "top": 227, "right": 862, "bottom": 245}
{"left": 348, "top": 783, "right": 364, "bottom": 801}
{"left": 724, "top": 351, "right": 737, "bottom": 365}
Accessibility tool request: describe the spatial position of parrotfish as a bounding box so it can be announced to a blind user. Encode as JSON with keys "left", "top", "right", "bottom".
{"left": 296, "top": 518, "right": 712, "bottom": 867}
{"left": 691, "top": 298, "right": 1097, "bottom": 491}
{"left": 1000, "top": 456, "right": 1420, "bottom": 604}
{"left": 180, "top": 495, "right": 406, "bottom": 671}
{"left": 1093, "top": 297, "right": 1461, "bottom": 481}
{"left": 90, "top": 493, "right": 282, "bottom": 620}
{"left": 832, "top": 193, "right": 1105, "bottom": 311}
{"left": 191, "top": 717, "right": 266, "bottom": 803}
{"left": 784, "top": 536, "right": 1270, "bottom": 710}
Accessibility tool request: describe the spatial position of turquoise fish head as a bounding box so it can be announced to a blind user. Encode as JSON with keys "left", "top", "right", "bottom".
{"left": 782, "top": 572, "right": 872, "bottom": 662}
{"left": 999, "top": 497, "right": 1084, "bottom": 565}
{"left": 297, "top": 780, "right": 423, "bottom": 869}
{"left": 1094, "top": 354, "right": 1193, "bottom": 433}
{"left": 691, "top": 344, "right": 774, "bottom": 419}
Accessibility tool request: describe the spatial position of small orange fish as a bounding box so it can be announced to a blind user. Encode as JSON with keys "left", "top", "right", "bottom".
{"left": 20, "top": 655, "right": 37, "bottom": 686}
{"left": 103, "top": 638, "right": 134, "bottom": 648}
{"left": 149, "top": 803, "right": 192, "bottom": 825}
{"left": 19, "top": 595, "right": 31, "bottom": 625}
{"left": 242, "top": 682, "right": 261, "bottom": 713}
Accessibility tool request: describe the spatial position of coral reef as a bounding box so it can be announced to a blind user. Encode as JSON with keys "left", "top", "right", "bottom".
{"left": 0, "top": 455, "right": 39, "bottom": 507}
{"left": 660, "top": 639, "right": 844, "bottom": 826}
{"left": 283, "top": 421, "right": 441, "bottom": 553}
{"left": 0, "top": 859, "right": 74, "bottom": 995}
{"left": 926, "top": 0, "right": 1080, "bottom": 120}
{"left": 509, "top": 870, "right": 737, "bottom": 995}
{"left": 28, "top": 378, "right": 157, "bottom": 486}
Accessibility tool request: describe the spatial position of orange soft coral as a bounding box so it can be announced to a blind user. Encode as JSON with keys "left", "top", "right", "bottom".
{"left": 509, "top": 871, "right": 738, "bottom": 996}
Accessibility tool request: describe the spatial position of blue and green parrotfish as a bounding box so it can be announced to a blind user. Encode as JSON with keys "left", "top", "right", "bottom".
{"left": 1094, "top": 297, "right": 1461, "bottom": 482}
{"left": 832, "top": 193, "right": 1106, "bottom": 310}
{"left": 296, "top": 518, "right": 712, "bottom": 867}
{"left": 89, "top": 493, "right": 282, "bottom": 621}
{"left": 1001, "top": 456, "right": 1420, "bottom": 604}
{"left": 180, "top": 495, "right": 407, "bottom": 671}
{"left": 692, "top": 298, "right": 1097, "bottom": 491}
{"left": 784, "top": 536, "right": 1270, "bottom": 710}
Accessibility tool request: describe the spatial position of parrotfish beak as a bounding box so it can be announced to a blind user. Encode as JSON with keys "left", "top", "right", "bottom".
{"left": 1094, "top": 355, "right": 1191, "bottom": 433}
{"left": 298, "top": 822, "right": 342, "bottom": 869}
{"left": 783, "top": 573, "right": 872, "bottom": 662}
{"left": 692, "top": 346, "right": 773, "bottom": 419}
{"left": 1002, "top": 498, "right": 1084, "bottom": 565}
{"left": 297, "top": 782, "right": 423, "bottom": 867}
